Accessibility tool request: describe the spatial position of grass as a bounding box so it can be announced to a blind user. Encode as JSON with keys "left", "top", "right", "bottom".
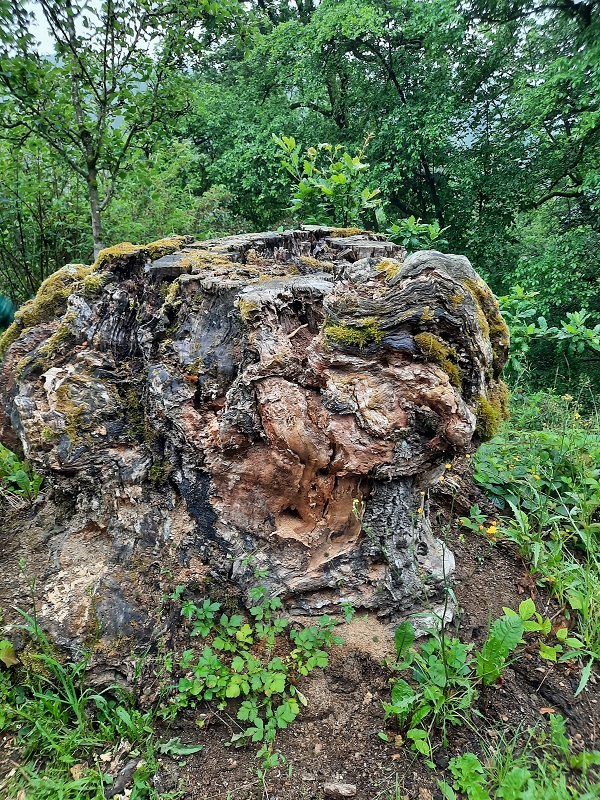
{"left": 0, "top": 572, "right": 343, "bottom": 798}
{"left": 471, "top": 389, "right": 600, "bottom": 669}
{"left": 438, "top": 715, "right": 600, "bottom": 799}
{"left": 0, "top": 574, "right": 183, "bottom": 800}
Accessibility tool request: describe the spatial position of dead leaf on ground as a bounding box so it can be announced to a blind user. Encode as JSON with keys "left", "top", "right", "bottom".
{"left": 70, "top": 763, "right": 85, "bottom": 780}
{"left": 516, "top": 574, "right": 536, "bottom": 596}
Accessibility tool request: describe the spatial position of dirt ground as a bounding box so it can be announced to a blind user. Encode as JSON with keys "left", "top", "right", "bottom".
{"left": 156, "top": 519, "right": 599, "bottom": 800}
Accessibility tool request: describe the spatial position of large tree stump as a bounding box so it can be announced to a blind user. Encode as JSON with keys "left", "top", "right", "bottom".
{"left": 0, "top": 228, "right": 508, "bottom": 676}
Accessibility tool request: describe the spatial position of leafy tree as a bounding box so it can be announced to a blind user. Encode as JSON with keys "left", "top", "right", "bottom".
{"left": 0, "top": 137, "right": 91, "bottom": 302}
{"left": 272, "top": 133, "right": 381, "bottom": 226}
{"left": 0, "top": 0, "right": 240, "bottom": 256}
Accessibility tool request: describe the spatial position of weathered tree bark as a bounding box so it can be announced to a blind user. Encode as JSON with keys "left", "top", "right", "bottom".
{"left": 0, "top": 228, "right": 508, "bottom": 681}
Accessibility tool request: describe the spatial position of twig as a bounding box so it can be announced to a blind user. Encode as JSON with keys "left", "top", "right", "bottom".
{"left": 536, "top": 665, "right": 554, "bottom": 694}
{"left": 287, "top": 323, "right": 308, "bottom": 340}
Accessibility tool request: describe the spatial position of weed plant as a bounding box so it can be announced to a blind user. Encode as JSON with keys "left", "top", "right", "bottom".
{"left": 0, "top": 443, "right": 43, "bottom": 506}
{"left": 380, "top": 601, "right": 553, "bottom": 766}
{"left": 167, "top": 581, "right": 343, "bottom": 771}
{"left": 438, "top": 714, "right": 600, "bottom": 799}
{"left": 471, "top": 390, "right": 600, "bottom": 672}
{"left": 0, "top": 571, "right": 182, "bottom": 800}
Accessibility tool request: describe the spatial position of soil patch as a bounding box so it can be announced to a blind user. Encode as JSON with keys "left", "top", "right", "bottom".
{"left": 162, "top": 508, "right": 599, "bottom": 800}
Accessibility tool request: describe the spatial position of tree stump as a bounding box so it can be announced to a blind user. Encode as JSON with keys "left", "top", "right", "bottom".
{"left": 0, "top": 228, "right": 508, "bottom": 677}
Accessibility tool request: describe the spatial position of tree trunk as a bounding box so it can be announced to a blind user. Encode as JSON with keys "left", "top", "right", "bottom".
{"left": 0, "top": 228, "right": 509, "bottom": 682}
{"left": 87, "top": 167, "right": 104, "bottom": 258}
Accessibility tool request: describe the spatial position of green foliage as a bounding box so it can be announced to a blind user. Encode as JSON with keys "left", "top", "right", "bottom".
{"left": 0, "top": 571, "right": 178, "bottom": 800}
{"left": 0, "top": 443, "right": 43, "bottom": 504}
{"left": 509, "top": 217, "right": 600, "bottom": 319}
{"left": 498, "top": 288, "right": 600, "bottom": 381}
{"left": 0, "top": 0, "right": 242, "bottom": 260}
{"left": 382, "top": 603, "right": 552, "bottom": 764}
{"left": 168, "top": 587, "right": 342, "bottom": 768}
{"left": 438, "top": 717, "right": 600, "bottom": 800}
{"left": 473, "top": 391, "right": 600, "bottom": 674}
{"left": 103, "top": 142, "right": 250, "bottom": 245}
{"left": 0, "top": 140, "right": 93, "bottom": 303}
{"left": 273, "top": 133, "right": 381, "bottom": 227}
{"left": 387, "top": 216, "right": 449, "bottom": 252}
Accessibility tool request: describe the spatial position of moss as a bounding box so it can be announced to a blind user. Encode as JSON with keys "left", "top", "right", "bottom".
{"left": 180, "top": 250, "right": 235, "bottom": 273}
{"left": 414, "top": 332, "right": 462, "bottom": 388}
{"left": 325, "top": 317, "right": 385, "bottom": 348}
{"left": 475, "top": 380, "right": 509, "bottom": 440}
{"left": 162, "top": 279, "right": 181, "bottom": 310}
{"left": 18, "top": 640, "right": 60, "bottom": 678}
{"left": 189, "top": 356, "right": 204, "bottom": 374}
{"left": 94, "top": 236, "right": 188, "bottom": 271}
{"left": 329, "top": 227, "right": 363, "bottom": 237}
{"left": 237, "top": 297, "right": 260, "bottom": 323}
{"left": 376, "top": 258, "right": 402, "bottom": 281}
{"left": 148, "top": 458, "right": 172, "bottom": 485}
{"left": 14, "top": 264, "right": 91, "bottom": 331}
{"left": 420, "top": 306, "right": 435, "bottom": 323}
{"left": 299, "top": 256, "right": 326, "bottom": 271}
{"left": 41, "top": 425, "right": 58, "bottom": 442}
{"left": 16, "top": 313, "right": 77, "bottom": 380}
{"left": 94, "top": 242, "right": 142, "bottom": 269}
{"left": 123, "top": 388, "right": 146, "bottom": 440}
{"left": 464, "top": 277, "right": 510, "bottom": 373}
{"left": 82, "top": 271, "right": 108, "bottom": 297}
{"left": 450, "top": 292, "right": 465, "bottom": 309}
{"left": 38, "top": 314, "right": 76, "bottom": 358}
{"left": 144, "top": 236, "right": 188, "bottom": 260}
{"left": 55, "top": 383, "right": 88, "bottom": 445}
{"left": 0, "top": 321, "right": 20, "bottom": 359}
{"left": 475, "top": 397, "right": 501, "bottom": 440}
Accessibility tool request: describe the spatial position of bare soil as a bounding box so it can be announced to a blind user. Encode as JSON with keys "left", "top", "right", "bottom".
{"left": 157, "top": 499, "right": 600, "bottom": 800}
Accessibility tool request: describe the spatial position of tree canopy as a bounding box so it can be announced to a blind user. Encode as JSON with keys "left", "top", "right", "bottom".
{"left": 0, "top": 0, "right": 597, "bottom": 381}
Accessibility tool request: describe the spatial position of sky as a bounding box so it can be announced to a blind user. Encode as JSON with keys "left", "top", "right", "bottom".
{"left": 30, "top": 2, "right": 55, "bottom": 54}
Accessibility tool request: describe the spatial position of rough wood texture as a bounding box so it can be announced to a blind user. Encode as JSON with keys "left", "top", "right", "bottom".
{"left": 0, "top": 228, "right": 508, "bottom": 677}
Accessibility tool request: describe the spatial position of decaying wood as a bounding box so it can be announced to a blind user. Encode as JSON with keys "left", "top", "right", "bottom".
{"left": 0, "top": 228, "right": 508, "bottom": 678}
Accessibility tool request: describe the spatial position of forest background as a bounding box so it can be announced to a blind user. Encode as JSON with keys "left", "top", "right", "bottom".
{"left": 0, "top": 0, "right": 598, "bottom": 391}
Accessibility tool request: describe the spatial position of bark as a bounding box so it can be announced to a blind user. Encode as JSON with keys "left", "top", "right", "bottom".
{"left": 87, "top": 166, "right": 104, "bottom": 257}
{"left": 0, "top": 228, "right": 509, "bottom": 683}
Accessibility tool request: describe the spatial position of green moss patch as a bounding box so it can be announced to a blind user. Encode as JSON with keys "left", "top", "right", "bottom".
{"left": 464, "top": 277, "right": 510, "bottom": 374}
{"left": 15, "top": 265, "right": 91, "bottom": 330}
{"left": 325, "top": 317, "right": 385, "bottom": 348}
{"left": 475, "top": 380, "right": 510, "bottom": 440}
{"left": 0, "top": 321, "right": 20, "bottom": 360}
{"left": 414, "top": 332, "right": 462, "bottom": 388}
